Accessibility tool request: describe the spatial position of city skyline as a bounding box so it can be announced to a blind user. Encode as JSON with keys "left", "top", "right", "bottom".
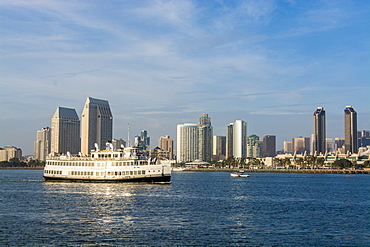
{"left": 1, "top": 1, "right": 369, "bottom": 155}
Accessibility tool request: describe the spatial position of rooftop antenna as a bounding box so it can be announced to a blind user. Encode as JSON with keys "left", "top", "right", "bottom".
{"left": 128, "top": 123, "right": 130, "bottom": 147}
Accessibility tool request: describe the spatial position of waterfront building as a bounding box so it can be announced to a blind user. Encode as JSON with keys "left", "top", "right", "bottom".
{"left": 81, "top": 97, "right": 113, "bottom": 155}
{"left": 292, "top": 136, "right": 310, "bottom": 154}
{"left": 0, "top": 146, "right": 22, "bottom": 162}
{"left": 313, "top": 107, "right": 326, "bottom": 154}
{"left": 227, "top": 123, "right": 234, "bottom": 158}
{"left": 176, "top": 113, "right": 213, "bottom": 163}
{"left": 227, "top": 120, "right": 247, "bottom": 158}
{"left": 135, "top": 130, "right": 150, "bottom": 151}
{"left": 176, "top": 123, "right": 199, "bottom": 163}
{"left": 263, "top": 135, "right": 276, "bottom": 157}
{"left": 34, "top": 127, "right": 51, "bottom": 161}
{"left": 344, "top": 106, "right": 357, "bottom": 153}
{"left": 158, "top": 135, "right": 174, "bottom": 160}
{"left": 213, "top": 136, "right": 226, "bottom": 160}
{"left": 198, "top": 113, "right": 213, "bottom": 162}
{"left": 247, "top": 134, "right": 260, "bottom": 158}
{"left": 283, "top": 141, "right": 293, "bottom": 153}
{"left": 51, "top": 107, "right": 80, "bottom": 154}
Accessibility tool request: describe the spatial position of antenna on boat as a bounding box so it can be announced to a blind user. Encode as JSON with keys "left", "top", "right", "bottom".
{"left": 127, "top": 123, "right": 130, "bottom": 147}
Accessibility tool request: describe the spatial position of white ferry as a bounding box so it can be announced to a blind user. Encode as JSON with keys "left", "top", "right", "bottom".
{"left": 43, "top": 144, "right": 171, "bottom": 183}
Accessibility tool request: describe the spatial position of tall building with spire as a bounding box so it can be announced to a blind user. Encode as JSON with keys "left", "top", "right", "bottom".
{"left": 34, "top": 127, "right": 51, "bottom": 161}
{"left": 81, "top": 97, "right": 113, "bottom": 155}
{"left": 344, "top": 106, "right": 357, "bottom": 153}
{"left": 51, "top": 107, "right": 80, "bottom": 154}
{"left": 313, "top": 107, "right": 326, "bottom": 154}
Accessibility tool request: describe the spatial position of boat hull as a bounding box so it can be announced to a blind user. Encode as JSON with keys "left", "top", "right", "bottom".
{"left": 43, "top": 175, "right": 171, "bottom": 183}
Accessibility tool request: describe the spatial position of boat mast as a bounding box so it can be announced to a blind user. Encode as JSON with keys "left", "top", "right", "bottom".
{"left": 128, "top": 123, "right": 130, "bottom": 147}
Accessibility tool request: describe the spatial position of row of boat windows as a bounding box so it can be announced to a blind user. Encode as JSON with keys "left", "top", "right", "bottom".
{"left": 44, "top": 170, "right": 62, "bottom": 175}
{"left": 47, "top": 161, "right": 148, "bottom": 167}
{"left": 45, "top": 170, "right": 161, "bottom": 176}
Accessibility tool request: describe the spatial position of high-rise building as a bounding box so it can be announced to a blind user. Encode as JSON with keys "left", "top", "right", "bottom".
{"left": 263, "top": 135, "right": 276, "bottom": 157}
{"left": 135, "top": 130, "right": 150, "bottom": 150}
{"left": 358, "top": 130, "right": 370, "bottom": 148}
{"left": 51, "top": 107, "right": 80, "bottom": 154}
{"left": 213, "top": 136, "right": 226, "bottom": 157}
{"left": 344, "top": 106, "right": 357, "bottom": 153}
{"left": 227, "top": 120, "right": 247, "bottom": 158}
{"left": 0, "top": 146, "right": 22, "bottom": 162}
{"left": 158, "top": 135, "right": 174, "bottom": 160}
{"left": 34, "top": 127, "right": 51, "bottom": 161}
{"left": 326, "top": 138, "right": 333, "bottom": 153}
{"left": 292, "top": 136, "right": 310, "bottom": 154}
{"left": 247, "top": 134, "right": 260, "bottom": 158}
{"left": 176, "top": 113, "right": 213, "bottom": 163}
{"left": 198, "top": 113, "right": 213, "bottom": 162}
{"left": 283, "top": 141, "right": 293, "bottom": 153}
{"left": 81, "top": 97, "right": 113, "bottom": 155}
{"left": 313, "top": 107, "right": 326, "bottom": 154}
{"left": 227, "top": 123, "right": 234, "bottom": 158}
{"left": 334, "top": 137, "right": 345, "bottom": 153}
{"left": 176, "top": 123, "right": 199, "bottom": 162}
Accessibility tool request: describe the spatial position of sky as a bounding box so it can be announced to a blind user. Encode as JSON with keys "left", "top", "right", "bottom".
{"left": 0, "top": 0, "right": 369, "bottom": 155}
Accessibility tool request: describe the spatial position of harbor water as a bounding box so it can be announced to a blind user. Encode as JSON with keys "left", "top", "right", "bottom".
{"left": 0, "top": 170, "right": 369, "bottom": 246}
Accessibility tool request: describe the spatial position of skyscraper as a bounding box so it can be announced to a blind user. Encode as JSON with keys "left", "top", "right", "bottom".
{"left": 34, "top": 127, "right": 51, "bottom": 161}
{"left": 344, "top": 106, "right": 357, "bottom": 153}
{"left": 313, "top": 107, "right": 326, "bottom": 154}
{"left": 81, "top": 97, "right": 113, "bottom": 155}
{"left": 176, "top": 123, "right": 199, "bottom": 163}
{"left": 135, "top": 130, "right": 150, "bottom": 150}
{"left": 176, "top": 113, "right": 213, "bottom": 163}
{"left": 213, "top": 136, "right": 226, "bottom": 157}
{"left": 51, "top": 107, "right": 80, "bottom": 154}
{"left": 263, "top": 135, "right": 276, "bottom": 157}
{"left": 158, "top": 135, "right": 174, "bottom": 160}
{"left": 247, "top": 134, "right": 260, "bottom": 158}
{"left": 292, "top": 136, "right": 310, "bottom": 154}
{"left": 198, "top": 113, "right": 213, "bottom": 162}
{"left": 227, "top": 120, "right": 247, "bottom": 158}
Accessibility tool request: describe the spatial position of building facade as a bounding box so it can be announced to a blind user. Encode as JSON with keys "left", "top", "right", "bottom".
{"left": 34, "top": 127, "right": 51, "bottom": 161}
{"left": 344, "top": 106, "right": 357, "bottom": 153}
{"left": 263, "top": 135, "right": 276, "bottom": 157}
{"left": 81, "top": 97, "right": 113, "bottom": 155}
{"left": 158, "top": 135, "right": 174, "bottom": 160}
{"left": 213, "top": 136, "right": 226, "bottom": 158}
{"left": 176, "top": 123, "right": 199, "bottom": 163}
{"left": 0, "top": 146, "right": 22, "bottom": 162}
{"left": 135, "top": 130, "right": 150, "bottom": 151}
{"left": 313, "top": 107, "right": 326, "bottom": 154}
{"left": 247, "top": 134, "right": 260, "bottom": 158}
{"left": 51, "top": 107, "right": 80, "bottom": 154}
{"left": 227, "top": 120, "right": 247, "bottom": 158}
{"left": 292, "top": 136, "right": 310, "bottom": 154}
{"left": 283, "top": 141, "right": 293, "bottom": 154}
{"left": 176, "top": 113, "right": 213, "bottom": 163}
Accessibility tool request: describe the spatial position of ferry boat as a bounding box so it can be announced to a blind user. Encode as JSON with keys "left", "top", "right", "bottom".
{"left": 43, "top": 144, "right": 171, "bottom": 183}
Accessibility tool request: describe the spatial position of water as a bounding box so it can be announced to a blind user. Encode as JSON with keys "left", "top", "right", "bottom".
{"left": 0, "top": 170, "right": 369, "bottom": 246}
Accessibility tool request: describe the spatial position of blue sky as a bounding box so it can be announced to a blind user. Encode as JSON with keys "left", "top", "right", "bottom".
{"left": 1, "top": 0, "right": 369, "bottom": 155}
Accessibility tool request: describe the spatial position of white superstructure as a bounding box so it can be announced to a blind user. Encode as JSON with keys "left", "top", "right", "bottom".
{"left": 44, "top": 145, "right": 171, "bottom": 183}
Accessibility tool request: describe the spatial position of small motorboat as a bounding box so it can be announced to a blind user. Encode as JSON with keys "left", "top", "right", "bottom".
{"left": 230, "top": 171, "right": 250, "bottom": 177}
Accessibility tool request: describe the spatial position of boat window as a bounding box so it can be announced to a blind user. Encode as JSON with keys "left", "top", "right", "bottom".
{"left": 142, "top": 170, "right": 145, "bottom": 175}
{"left": 130, "top": 171, "right": 133, "bottom": 175}
{"left": 134, "top": 171, "right": 137, "bottom": 175}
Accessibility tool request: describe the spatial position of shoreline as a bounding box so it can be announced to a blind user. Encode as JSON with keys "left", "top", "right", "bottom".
{"left": 0, "top": 167, "right": 44, "bottom": 170}
{"left": 1, "top": 167, "right": 368, "bottom": 174}
{"left": 180, "top": 168, "right": 370, "bottom": 174}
